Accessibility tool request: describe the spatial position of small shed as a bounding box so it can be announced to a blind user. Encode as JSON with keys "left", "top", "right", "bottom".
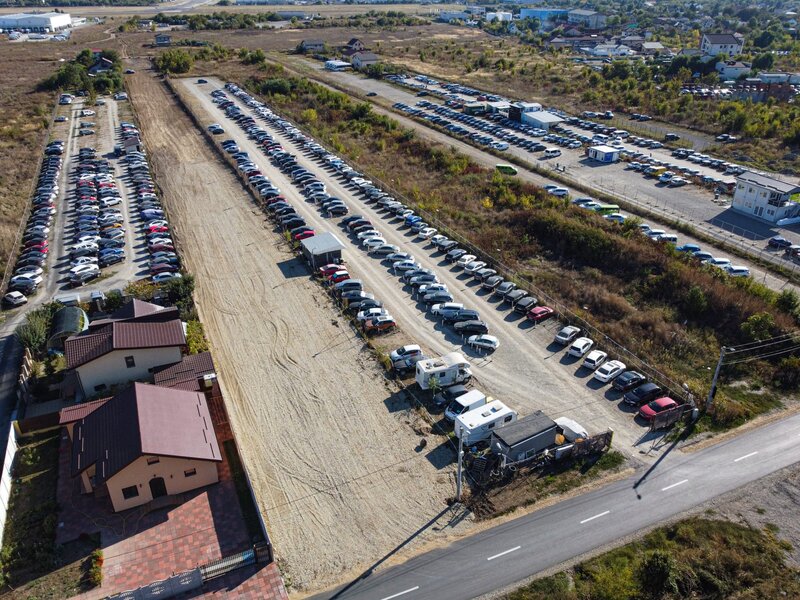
{"left": 48, "top": 306, "right": 89, "bottom": 353}
{"left": 587, "top": 144, "right": 620, "bottom": 163}
{"left": 301, "top": 232, "right": 345, "bottom": 269}
{"left": 154, "top": 34, "right": 171, "bottom": 47}
{"left": 490, "top": 410, "right": 557, "bottom": 463}
{"left": 521, "top": 110, "right": 564, "bottom": 130}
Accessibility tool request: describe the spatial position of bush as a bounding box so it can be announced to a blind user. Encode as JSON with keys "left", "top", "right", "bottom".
{"left": 153, "top": 48, "right": 194, "bottom": 74}
{"left": 186, "top": 320, "right": 209, "bottom": 354}
{"left": 124, "top": 279, "right": 157, "bottom": 301}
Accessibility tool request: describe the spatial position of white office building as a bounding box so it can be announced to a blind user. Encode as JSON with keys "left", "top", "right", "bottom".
{"left": 732, "top": 171, "right": 800, "bottom": 223}
{"left": 0, "top": 12, "right": 72, "bottom": 32}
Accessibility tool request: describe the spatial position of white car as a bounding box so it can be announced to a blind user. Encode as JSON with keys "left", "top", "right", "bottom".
{"left": 704, "top": 257, "right": 731, "bottom": 268}
{"left": 568, "top": 337, "right": 594, "bottom": 357}
{"left": 418, "top": 227, "right": 438, "bottom": 240}
{"left": 547, "top": 187, "right": 570, "bottom": 197}
{"left": 593, "top": 360, "right": 626, "bottom": 382}
{"left": 153, "top": 272, "right": 182, "bottom": 283}
{"left": 724, "top": 265, "right": 751, "bottom": 277}
{"left": 646, "top": 229, "right": 666, "bottom": 239}
{"left": 456, "top": 254, "right": 477, "bottom": 268}
{"left": 3, "top": 291, "right": 27, "bottom": 307}
{"left": 70, "top": 257, "right": 98, "bottom": 267}
{"left": 583, "top": 350, "right": 608, "bottom": 370}
{"left": 357, "top": 229, "right": 382, "bottom": 240}
{"left": 14, "top": 266, "right": 44, "bottom": 278}
{"left": 417, "top": 283, "right": 448, "bottom": 296}
{"left": 467, "top": 334, "right": 500, "bottom": 351}
{"left": 69, "top": 264, "right": 100, "bottom": 276}
{"left": 464, "top": 260, "right": 487, "bottom": 275}
{"left": 362, "top": 237, "right": 386, "bottom": 250}
{"left": 554, "top": 325, "right": 581, "bottom": 345}
{"left": 430, "top": 234, "right": 448, "bottom": 246}
{"left": 392, "top": 260, "right": 420, "bottom": 273}
{"left": 430, "top": 302, "right": 464, "bottom": 317}
{"left": 357, "top": 308, "right": 388, "bottom": 322}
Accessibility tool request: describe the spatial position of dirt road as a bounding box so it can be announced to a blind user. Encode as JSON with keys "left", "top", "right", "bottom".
{"left": 126, "top": 70, "right": 472, "bottom": 593}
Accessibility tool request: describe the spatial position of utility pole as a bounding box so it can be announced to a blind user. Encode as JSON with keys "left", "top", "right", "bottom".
{"left": 455, "top": 437, "right": 464, "bottom": 503}
{"left": 705, "top": 346, "right": 731, "bottom": 413}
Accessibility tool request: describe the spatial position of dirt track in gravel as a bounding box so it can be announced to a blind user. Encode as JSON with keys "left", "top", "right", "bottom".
{"left": 126, "top": 67, "right": 473, "bottom": 593}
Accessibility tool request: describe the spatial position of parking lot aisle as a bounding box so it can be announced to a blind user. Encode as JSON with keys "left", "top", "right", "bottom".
{"left": 179, "top": 78, "right": 656, "bottom": 457}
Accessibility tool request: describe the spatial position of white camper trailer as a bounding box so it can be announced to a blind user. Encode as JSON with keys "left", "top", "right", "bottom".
{"left": 415, "top": 352, "right": 472, "bottom": 390}
{"left": 454, "top": 400, "right": 517, "bottom": 445}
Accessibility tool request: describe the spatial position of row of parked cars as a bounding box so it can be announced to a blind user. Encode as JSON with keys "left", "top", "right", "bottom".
{"left": 121, "top": 122, "right": 181, "bottom": 283}
{"left": 393, "top": 102, "right": 510, "bottom": 151}
{"left": 2, "top": 141, "right": 64, "bottom": 306}
{"left": 66, "top": 146, "right": 127, "bottom": 287}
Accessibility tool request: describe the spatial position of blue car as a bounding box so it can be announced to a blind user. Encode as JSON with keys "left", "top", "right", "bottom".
{"left": 405, "top": 215, "right": 423, "bottom": 227}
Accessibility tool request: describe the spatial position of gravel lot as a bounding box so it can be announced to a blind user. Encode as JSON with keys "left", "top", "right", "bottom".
{"left": 128, "top": 70, "right": 473, "bottom": 593}
{"left": 177, "top": 77, "right": 667, "bottom": 456}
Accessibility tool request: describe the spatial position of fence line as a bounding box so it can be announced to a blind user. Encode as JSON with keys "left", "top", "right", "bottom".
{"left": 0, "top": 421, "right": 19, "bottom": 549}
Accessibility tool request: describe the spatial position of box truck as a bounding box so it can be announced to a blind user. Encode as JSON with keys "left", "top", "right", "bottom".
{"left": 415, "top": 352, "right": 472, "bottom": 390}
{"left": 454, "top": 400, "right": 517, "bottom": 445}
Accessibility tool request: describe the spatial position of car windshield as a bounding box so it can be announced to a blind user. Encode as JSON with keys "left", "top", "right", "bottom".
{"left": 647, "top": 400, "right": 663, "bottom": 411}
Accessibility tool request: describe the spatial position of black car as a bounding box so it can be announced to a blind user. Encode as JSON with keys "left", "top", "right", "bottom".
{"left": 505, "top": 289, "right": 529, "bottom": 305}
{"left": 439, "top": 240, "right": 459, "bottom": 253}
{"left": 446, "top": 248, "right": 467, "bottom": 262}
{"left": 445, "top": 309, "right": 481, "bottom": 324}
{"left": 514, "top": 296, "right": 538, "bottom": 314}
{"left": 623, "top": 382, "right": 662, "bottom": 406}
{"left": 281, "top": 217, "right": 306, "bottom": 229}
{"left": 346, "top": 298, "right": 383, "bottom": 314}
{"left": 454, "top": 320, "right": 489, "bottom": 335}
{"left": 99, "top": 253, "right": 125, "bottom": 267}
{"left": 613, "top": 371, "right": 647, "bottom": 392}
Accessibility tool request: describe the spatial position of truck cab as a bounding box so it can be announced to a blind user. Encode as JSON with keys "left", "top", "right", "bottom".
{"left": 444, "top": 389, "right": 488, "bottom": 422}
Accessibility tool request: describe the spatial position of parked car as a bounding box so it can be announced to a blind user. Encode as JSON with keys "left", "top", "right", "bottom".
{"left": 454, "top": 320, "right": 489, "bottom": 335}
{"left": 638, "top": 397, "right": 679, "bottom": 421}
{"left": 527, "top": 306, "right": 555, "bottom": 323}
{"left": 554, "top": 325, "right": 581, "bottom": 345}
{"left": 593, "top": 360, "right": 626, "bottom": 383}
{"left": 612, "top": 370, "right": 647, "bottom": 392}
{"left": 623, "top": 382, "right": 663, "bottom": 406}
{"left": 466, "top": 334, "right": 499, "bottom": 351}
{"left": 2, "top": 291, "right": 27, "bottom": 307}
{"left": 363, "top": 315, "right": 397, "bottom": 334}
{"left": 569, "top": 337, "right": 594, "bottom": 357}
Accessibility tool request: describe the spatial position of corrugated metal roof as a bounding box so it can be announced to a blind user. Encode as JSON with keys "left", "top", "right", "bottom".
{"left": 71, "top": 382, "right": 221, "bottom": 483}
{"left": 738, "top": 171, "right": 800, "bottom": 194}
{"left": 153, "top": 352, "right": 216, "bottom": 391}
{"left": 65, "top": 319, "right": 186, "bottom": 369}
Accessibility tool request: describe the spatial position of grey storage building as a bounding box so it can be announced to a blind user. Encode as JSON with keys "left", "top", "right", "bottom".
{"left": 490, "top": 410, "right": 557, "bottom": 463}
{"left": 300, "top": 232, "right": 345, "bottom": 269}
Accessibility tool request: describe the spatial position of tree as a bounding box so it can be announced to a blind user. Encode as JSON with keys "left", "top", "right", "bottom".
{"left": 685, "top": 285, "right": 708, "bottom": 318}
{"left": 639, "top": 551, "right": 678, "bottom": 598}
{"left": 775, "top": 289, "right": 799, "bottom": 315}
{"left": 752, "top": 53, "right": 774, "bottom": 70}
{"left": 153, "top": 48, "right": 193, "bottom": 74}
{"left": 740, "top": 311, "right": 775, "bottom": 342}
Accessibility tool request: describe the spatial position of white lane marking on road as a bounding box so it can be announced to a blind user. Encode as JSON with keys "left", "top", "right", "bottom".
{"left": 487, "top": 546, "right": 521, "bottom": 561}
{"left": 734, "top": 451, "right": 758, "bottom": 463}
{"left": 580, "top": 510, "right": 610, "bottom": 524}
{"left": 380, "top": 587, "right": 419, "bottom": 600}
{"left": 661, "top": 479, "right": 689, "bottom": 492}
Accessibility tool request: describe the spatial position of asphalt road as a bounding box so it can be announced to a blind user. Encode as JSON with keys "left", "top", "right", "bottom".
{"left": 180, "top": 77, "right": 666, "bottom": 456}
{"left": 309, "top": 411, "right": 800, "bottom": 600}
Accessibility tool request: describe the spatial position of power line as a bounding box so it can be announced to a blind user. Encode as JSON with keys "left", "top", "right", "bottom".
{"left": 724, "top": 344, "right": 800, "bottom": 366}
{"left": 725, "top": 333, "right": 799, "bottom": 354}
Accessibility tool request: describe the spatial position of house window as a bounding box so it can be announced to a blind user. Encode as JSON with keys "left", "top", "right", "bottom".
{"left": 147, "top": 457, "right": 159, "bottom": 465}
{"left": 184, "top": 468, "right": 197, "bottom": 477}
{"left": 125, "top": 356, "right": 136, "bottom": 368}
{"left": 122, "top": 485, "right": 139, "bottom": 499}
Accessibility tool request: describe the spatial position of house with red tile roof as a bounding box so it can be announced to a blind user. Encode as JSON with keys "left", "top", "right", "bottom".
{"left": 71, "top": 382, "right": 222, "bottom": 512}
{"left": 64, "top": 299, "right": 187, "bottom": 399}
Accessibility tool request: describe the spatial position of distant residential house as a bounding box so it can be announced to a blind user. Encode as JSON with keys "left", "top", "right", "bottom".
{"left": 732, "top": 171, "right": 800, "bottom": 222}
{"left": 590, "top": 44, "right": 633, "bottom": 57}
{"left": 519, "top": 7, "right": 568, "bottom": 28}
{"left": 300, "top": 39, "right": 325, "bottom": 53}
{"left": 716, "top": 60, "right": 751, "bottom": 80}
{"left": 69, "top": 382, "right": 222, "bottom": 512}
{"left": 350, "top": 51, "right": 379, "bottom": 70}
{"left": 485, "top": 12, "right": 513, "bottom": 22}
{"left": 700, "top": 33, "right": 743, "bottom": 58}
{"left": 568, "top": 9, "right": 607, "bottom": 29}
{"left": 546, "top": 35, "right": 604, "bottom": 50}
{"left": 154, "top": 34, "right": 171, "bottom": 47}
{"left": 64, "top": 299, "right": 186, "bottom": 398}
{"left": 438, "top": 11, "right": 469, "bottom": 23}
{"left": 641, "top": 41, "right": 667, "bottom": 55}
{"left": 620, "top": 35, "right": 645, "bottom": 50}
{"left": 88, "top": 57, "right": 114, "bottom": 76}
{"left": 342, "top": 38, "right": 367, "bottom": 57}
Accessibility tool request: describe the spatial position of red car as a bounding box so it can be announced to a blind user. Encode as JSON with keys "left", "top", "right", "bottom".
{"left": 148, "top": 225, "right": 169, "bottom": 233}
{"left": 264, "top": 196, "right": 286, "bottom": 206}
{"left": 294, "top": 230, "right": 315, "bottom": 241}
{"left": 319, "top": 264, "right": 344, "bottom": 278}
{"left": 527, "top": 306, "right": 555, "bottom": 323}
{"left": 638, "top": 397, "right": 678, "bottom": 421}
{"left": 364, "top": 316, "right": 397, "bottom": 334}
{"left": 328, "top": 271, "right": 351, "bottom": 284}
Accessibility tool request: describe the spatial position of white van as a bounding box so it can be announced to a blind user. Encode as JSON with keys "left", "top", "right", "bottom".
{"left": 454, "top": 400, "right": 518, "bottom": 445}
{"left": 544, "top": 148, "right": 561, "bottom": 158}
{"left": 444, "top": 389, "right": 489, "bottom": 422}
